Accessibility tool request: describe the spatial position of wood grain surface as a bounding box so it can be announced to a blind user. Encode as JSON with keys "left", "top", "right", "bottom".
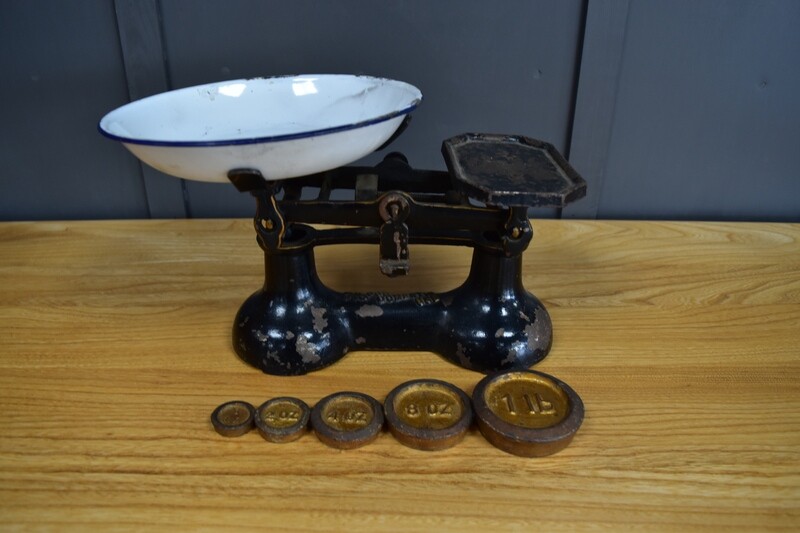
{"left": 0, "top": 219, "right": 798, "bottom": 531}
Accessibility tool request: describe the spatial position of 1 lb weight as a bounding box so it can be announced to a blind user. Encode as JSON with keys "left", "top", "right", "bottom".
{"left": 472, "top": 370, "right": 584, "bottom": 457}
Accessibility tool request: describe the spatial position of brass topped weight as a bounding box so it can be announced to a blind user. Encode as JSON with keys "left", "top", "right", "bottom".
{"left": 255, "top": 397, "right": 310, "bottom": 443}
{"left": 311, "top": 391, "right": 384, "bottom": 449}
{"left": 472, "top": 370, "right": 584, "bottom": 457}
{"left": 211, "top": 400, "right": 256, "bottom": 437}
{"left": 384, "top": 379, "right": 473, "bottom": 451}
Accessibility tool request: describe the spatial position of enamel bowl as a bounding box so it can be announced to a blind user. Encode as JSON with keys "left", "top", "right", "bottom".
{"left": 99, "top": 75, "right": 422, "bottom": 182}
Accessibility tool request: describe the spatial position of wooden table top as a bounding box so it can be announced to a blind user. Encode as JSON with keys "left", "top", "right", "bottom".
{"left": 1, "top": 219, "right": 798, "bottom": 531}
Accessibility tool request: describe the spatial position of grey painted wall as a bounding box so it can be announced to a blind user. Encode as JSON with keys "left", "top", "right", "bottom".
{"left": 1, "top": 0, "right": 150, "bottom": 220}
{"left": 1, "top": 0, "right": 798, "bottom": 222}
{"left": 573, "top": 0, "right": 800, "bottom": 221}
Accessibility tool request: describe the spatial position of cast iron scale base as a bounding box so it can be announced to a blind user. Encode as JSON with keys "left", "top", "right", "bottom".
{"left": 228, "top": 133, "right": 586, "bottom": 376}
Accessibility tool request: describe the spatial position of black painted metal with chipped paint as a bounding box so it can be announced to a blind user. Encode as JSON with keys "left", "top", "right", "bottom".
{"left": 229, "top": 134, "right": 584, "bottom": 375}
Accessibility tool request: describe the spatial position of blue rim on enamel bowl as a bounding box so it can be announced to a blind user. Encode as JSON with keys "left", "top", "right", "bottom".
{"left": 98, "top": 75, "right": 423, "bottom": 147}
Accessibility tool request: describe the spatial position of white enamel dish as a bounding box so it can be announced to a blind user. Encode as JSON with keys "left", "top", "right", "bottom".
{"left": 99, "top": 75, "right": 422, "bottom": 182}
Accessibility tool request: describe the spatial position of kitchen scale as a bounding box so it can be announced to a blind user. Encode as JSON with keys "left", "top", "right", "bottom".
{"left": 100, "top": 74, "right": 586, "bottom": 376}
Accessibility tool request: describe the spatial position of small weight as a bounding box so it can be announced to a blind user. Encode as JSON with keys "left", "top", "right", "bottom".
{"left": 384, "top": 379, "right": 472, "bottom": 451}
{"left": 211, "top": 400, "right": 256, "bottom": 437}
{"left": 255, "top": 397, "right": 310, "bottom": 443}
{"left": 472, "top": 370, "right": 584, "bottom": 457}
{"left": 310, "top": 391, "right": 384, "bottom": 449}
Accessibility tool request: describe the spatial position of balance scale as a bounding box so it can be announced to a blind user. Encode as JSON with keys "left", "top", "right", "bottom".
{"left": 100, "top": 75, "right": 586, "bottom": 376}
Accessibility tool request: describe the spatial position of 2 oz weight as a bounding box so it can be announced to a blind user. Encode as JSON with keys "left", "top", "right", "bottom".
{"left": 255, "top": 397, "right": 310, "bottom": 443}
